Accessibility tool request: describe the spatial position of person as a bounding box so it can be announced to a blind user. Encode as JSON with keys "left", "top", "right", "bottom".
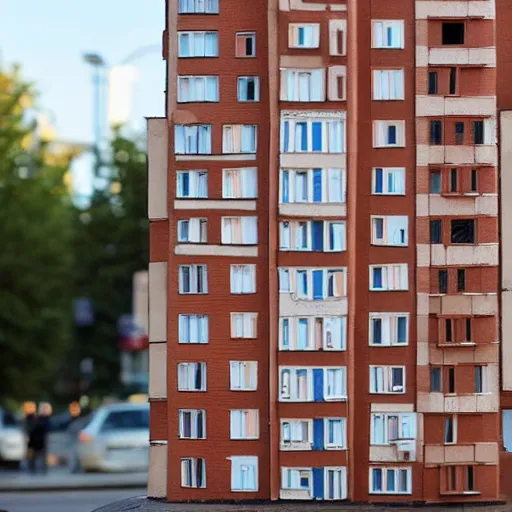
{"left": 23, "top": 402, "right": 37, "bottom": 472}
{"left": 28, "top": 403, "right": 51, "bottom": 474}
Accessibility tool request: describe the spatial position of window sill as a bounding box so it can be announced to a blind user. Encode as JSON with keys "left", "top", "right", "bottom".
{"left": 369, "top": 491, "right": 412, "bottom": 496}
{"left": 178, "top": 55, "right": 219, "bottom": 59}
{"left": 437, "top": 342, "right": 476, "bottom": 348}
{"left": 440, "top": 490, "right": 481, "bottom": 497}
{"left": 369, "top": 343, "right": 409, "bottom": 348}
{"left": 371, "top": 243, "right": 408, "bottom": 248}
{"left": 370, "top": 288, "right": 409, "bottom": 292}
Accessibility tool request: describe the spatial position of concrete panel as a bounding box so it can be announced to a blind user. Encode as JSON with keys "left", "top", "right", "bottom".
{"left": 476, "top": 392, "right": 499, "bottom": 412}
{"left": 280, "top": 153, "right": 346, "bottom": 169}
{"left": 468, "top": 1, "right": 496, "bottom": 18}
{"left": 174, "top": 200, "right": 257, "bottom": 211}
{"left": 426, "top": 195, "right": 476, "bottom": 216}
{"left": 176, "top": 154, "right": 257, "bottom": 162}
{"left": 444, "top": 445, "right": 475, "bottom": 463}
{"left": 475, "top": 196, "right": 498, "bottom": 216}
{"left": 416, "top": 195, "right": 429, "bottom": 217}
{"left": 417, "top": 342, "right": 429, "bottom": 365}
{"left": 429, "top": 145, "right": 446, "bottom": 164}
{"left": 279, "top": 203, "right": 346, "bottom": 217}
{"left": 289, "top": 0, "right": 327, "bottom": 10}
{"left": 417, "top": 244, "right": 431, "bottom": 267}
{"left": 279, "top": 294, "right": 348, "bottom": 316}
{"left": 417, "top": 316, "right": 429, "bottom": 343}
{"left": 472, "top": 295, "right": 498, "bottom": 315}
{"left": 416, "top": 96, "right": 444, "bottom": 117}
{"left": 417, "top": 293, "right": 430, "bottom": 315}
{"left": 473, "top": 343, "right": 499, "bottom": 364}
{"left": 440, "top": 295, "right": 472, "bottom": 315}
{"left": 503, "top": 290, "right": 512, "bottom": 390}
{"left": 475, "top": 145, "right": 498, "bottom": 164}
{"left": 431, "top": 245, "right": 447, "bottom": 266}
{"left": 444, "top": 97, "right": 496, "bottom": 117}
{"left": 429, "top": 296, "right": 441, "bottom": 315}
{"left": 475, "top": 443, "right": 499, "bottom": 464}
{"left": 149, "top": 262, "right": 167, "bottom": 343}
{"left": 446, "top": 245, "right": 499, "bottom": 266}
{"left": 415, "top": 1, "right": 469, "bottom": 19}
{"left": 369, "top": 445, "right": 398, "bottom": 463}
{"left": 148, "top": 443, "right": 167, "bottom": 498}
{"left": 416, "top": 46, "right": 429, "bottom": 67}
{"left": 424, "top": 445, "right": 444, "bottom": 464}
{"left": 444, "top": 145, "right": 475, "bottom": 164}
{"left": 280, "top": 55, "right": 324, "bottom": 68}
{"left": 371, "top": 403, "right": 414, "bottom": 412}
{"left": 149, "top": 344, "right": 167, "bottom": 399}
{"left": 148, "top": 118, "right": 168, "bottom": 221}
{"left": 502, "top": 112, "right": 512, "bottom": 288}
{"left": 469, "top": 48, "right": 496, "bottom": 67}
{"left": 416, "top": 145, "right": 429, "bottom": 166}
{"left": 429, "top": 48, "right": 469, "bottom": 66}
{"left": 458, "top": 395, "right": 478, "bottom": 412}
{"left": 175, "top": 245, "right": 258, "bottom": 257}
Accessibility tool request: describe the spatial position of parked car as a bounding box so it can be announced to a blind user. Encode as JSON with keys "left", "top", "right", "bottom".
{"left": 0, "top": 408, "right": 25, "bottom": 467}
{"left": 69, "top": 403, "right": 149, "bottom": 473}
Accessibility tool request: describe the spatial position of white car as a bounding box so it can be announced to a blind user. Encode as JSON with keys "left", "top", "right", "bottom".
{"left": 71, "top": 403, "right": 149, "bottom": 472}
{"left": 0, "top": 408, "right": 25, "bottom": 467}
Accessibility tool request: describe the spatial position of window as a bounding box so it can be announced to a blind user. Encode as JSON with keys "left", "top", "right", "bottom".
{"left": 372, "top": 167, "right": 405, "bottom": 195}
{"left": 442, "top": 465, "right": 477, "bottom": 494}
{"left": 279, "top": 367, "right": 346, "bottom": 402}
{"left": 371, "top": 413, "right": 417, "bottom": 444}
{"left": 281, "top": 69, "right": 325, "bottom": 102}
{"left": 428, "top": 72, "right": 438, "bottom": 95}
{"left": 236, "top": 32, "right": 256, "bottom": 57}
{"left": 279, "top": 220, "right": 346, "bottom": 252}
{"left": 222, "top": 217, "right": 258, "bottom": 245}
{"left": 445, "top": 319, "right": 453, "bottom": 342}
{"left": 324, "top": 419, "right": 346, "bottom": 449}
{"left": 280, "top": 316, "right": 347, "bottom": 351}
{"left": 279, "top": 268, "right": 291, "bottom": 292}
{"left": 176, "top": 170, "right": 208, "bottom": 198}
{"left": 178, "top": 31, "right": 218, "bottom": 57}
{"left": 431, "top": 367, "right": 442, "bottom": 392}
{"left": 444, "top": 415, "right": 456, "bottom": 444}
{"left": 178, "top": 314, "right": 209, "bottom": 343}
{"left": 430, "top": 219, "right": 442, "bottom": 244}
{"left": 475, "top": 365, "right": 486, "bottom": 393}
{"left": 454, "top": 123, "right": 464, "bottom": 145}
{"left": 373, "top": 70, "right": 404, "bottom": 100}
{"left": 177, "top": 362, "right": 207, "bottom": 391}
{"left": 324, "top": 467, "right": 347, "bottom": 499}
{"left": 372, "top": 20, "right": 404, "bottom": 49}
{"left": 237, "top": 77, "right": 260, "bottom": 102}
{"left": 451, "top": 219, "right": 475, "bottom": 244}
{"left": 370, "top": 366, "right": 405, "bottom": 394}
{"left": 230, "top": 410, "right": 259, "bottom": 439}
{"left": 181, "top": 458, "right": 206, "bottom": 488}
{"left": 179, "top": 0, "right": 219, "bottom": 14}
{"left": 325, "top": 368, "right": 346, "bottom": 400}
{"left": 457, "top": 269, "right": 466, "bottom": 292}
{"left": 175, "top": 125, "right": 212, "bottom": 155}
{"left": 370, "top": 467, "right": 412, "bottom": 494}
{"left": 177, "top": 76, "right": 219, "bottom": 102}
{"left": 430, "top": 170, "right": 441, "bottom": 193}
{"left": 281, "top": 168, "right": 346, "bottom": 203}
{"left": 229, "top": 361, "right": 258, "bottom": 391}
{"left": 371, "top": 216, "right": 408, "bottom": 246}
{"left": 281, "top": 117, "right": 345, "bottom": 153}
{"left": 177, "top": 218, "right": 207, "bottom": 243}
{"left": 281, "top": 420, "right": 312, "bottom": 447}
{"left": 473, "top": 120, "right": 484, "bottom": 145}
{"left": 230, "top": 313, "right": 258, "bottom": 339}
{"left": 369, "top": 264, "right": 408, "bottom": 291}
{"left": 223, "top": 125, "right": 257, "bottom": 154}
{"left": 471, "top": 169, "right": 478, "bottom": 192}
{"left": 179, "top": 265, "right": 208, "bottom": 294}
{"left": 280, "top": 268, "right": 347, "bottom": 300}
{"left": 447, "top": 366, "right": 456, "bottom": 394}
{"left": 449, "top": 67, "right": 457, "bottom": 95}
{"left": 438, "top": 269, "right": 448, "bottom": 294}
{"left": 179, "top": 409, "right": 206, "bottom": 439}
{"left": 230, "top": 456, "right": 258, "bottom": 491}
{"left": 230, "top": 264, "right": 256, "bottom": 294}
{"left": 442, "top": 22, "right": 465, "bottom": 45}
{"left": 222, "top": 168, "right": 257, "bottom": 199}
{"left": 450, "top": 168, "right": 458, "bottom": 191}
{"left": 373, "top": 120, "right": 405, "bottom": 147}
{"left": 430, "top": 120, "right": 443, "bottom": 145}
{"left": 369, "top": 313, "right": 409, "bottom": 346}
{"left": 281, "top": 467, "right": 312, "bottom": 493}
{"left": 289, "top": 23, "right": 320, "bottom": 48}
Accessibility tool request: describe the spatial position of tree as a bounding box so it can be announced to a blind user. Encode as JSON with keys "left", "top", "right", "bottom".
{"left": 0, "top": 65, "right": 76, "bottom": 405}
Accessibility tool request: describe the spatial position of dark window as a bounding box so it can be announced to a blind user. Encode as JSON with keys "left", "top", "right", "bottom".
{"left": 372, "top": 318, "right": 382, "bottom": 344}
{"left": 439, "top": 270, "right": 448, "bottom": 294}
{"left": 448, "top": 366, "right": 455, "bottom": 393}
{"left": 466, "top": 466, "right": 474, "bottom": 491}
{"left": 449, "top": 67, "right": 457, "bottom": 95}
{"left": 246, "top": 37, "right": 254, "bottom": 56}
{"left": 430, "top": 368, "right": 442, "bottom": 392}
{"left": 247, "top": 79, "right": 255, "bottom": 100}
{"left": 445, "top": 318, "right": 452, "bottom": 342}
{"left": 101, "top": 409, "right": 149, "bottom": 432}
{"left": 457, "top": 268, "right": 466, "bottom": 292}
{"left": 428, "top": 72, "right": 438, "bottom": 94}
{"left": 471, "top": 169, "right": 478, "bottom": 192}
{"left": 442, "top": 22, "right": 465, "bottom": 45}
{"left": 466, "top": 318, "right": 472, "bottom": 341}
{"left": 444, "top": 416, "right": 455, "bottom": 443}
{"left": 430, "top": 219, "right": 442, "bottom": 244}
{"left": 447, "top": 466, "right": 457, "bottom": 491}
{"left": 475, "top": 365, "right": 483, "bottom": 393}
{"left": 450, "top": 168, "right": 458, "bottom": 191}
{"left": 430, "top": 120, "right": 443, "bottom": 145}
{"left": 388, "top": 125, "right": 397, "bottom": 145}
{"left": 455, "top": 122, "right": 464, "bottom": 145}
{"left": 430, "top": 170, "right": 442, "bottom": 193}
{"left": 473, "top": 120, "right": 484, "bottom": 144}
{"left": 451, "top": 219, "right": 475, "bottom": 244}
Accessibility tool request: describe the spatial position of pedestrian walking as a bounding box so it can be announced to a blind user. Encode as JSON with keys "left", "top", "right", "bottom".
{"left": 28, "top": 403, "right": 51, "bottom": 474}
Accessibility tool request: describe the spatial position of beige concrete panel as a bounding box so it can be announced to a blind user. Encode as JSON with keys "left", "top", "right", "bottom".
{"left": 175, "top": 245, "right": 258, "bottom": 257}
{"left": 444, "top": 396, "right": 459, "bottom": 413}
{"left": 444, "top": 97, "right": 496, "bottom": 117}
{"left": 417, "top": 316, "right": 430, "bottom": 343}
{"left": 424, "top": 445, "right": 444, "bottom": 464}
{"left": 417, "top": 245, "right": 431, "bottom": 267}
{"left": 503, "top": 113, "right": 512, "bottom": 289}
{"left": 458, "top": 395, "right": 478, "bottom": 412}
{"left": 369, "top": 445, "right": 398, "bottom": 463}
{"left": 471, "top": 295, "right": 498, "bottom": 315}
{"left": 148, "top": 118, "right": 168, "bottom": 221}
{"left": 416, "top": 96, "right": 444, "bottom": 117}
{"left": 279, "top": 294, "right": 348, "bottom": 317}
{"left": 431, "top": 245, "right": 447, "bottom": 266}
{"left": 371, "top": 403, "right": 414, "bottom": 412}
{"left": 444, "top": 145, "right": 475, "bottom": 164}
{"left": 443, "top": 349, "right": 475, "bottom": 365}
{"left": 415, "top": 20, "right": 428, "bottom": 47}
{"left": 476, "top": 392, "right": 499, "bottom": 412}
{"left": 280, "top": 489, "right": 311, "bottom": 500}
{"left": 474, "top": 443, "right": 499, "bottom": 464}
{"left": 429, "top": 296, "right": 441, "bottom": 315}
{"left": 329, "top": 20, "right": 347, "bottom": 56}
{"left": 329, "top": 3, "right": 347, "bottom": 10}
{"left": 446, "top": 245, "right": 499, "bottom": 266}
{"left": 148, "top": 443, "right": 167, "bottom": 498}
{"left": 486, "top": 363, "right": 500, "bottom": 392}
{"left": 289, "top": 0, "right": 327, "bottom": 10}
{"left": 416, "top": 195, "right": 429, "bottom": 217}
{"left": 281, "top": 110, "right": 346, "bottom": 119}
{"left": 415, "top": 1, "right": 469, "bottom": 19}
{"left": 417, "top": 341, "right": 429, "bottom": 365}
{"left": 502, "top": 290, "right": 512, "bottom": 390}
{"left": 174, "top": 200, "right": 257, "bottom": 211}
{"left": 149, "top": 344, "right": 167, "bottom": 399}
{"left": 429, "top": 48, "right": 469, "bottom": 66}
{"left": 416, "top": 46, "right": 429, "bottom": 67}
{"left": 473, "top": 343, "right": 499, "bottom": 364}
{"left": 279, "top": 0, "right": 290, "bottom": 10}
{"left": 175, "top": 154, "right": 257, "bottom": 162}
{"left": 328, "top": 66, "right": 347, "bottom": 101}
{"left": 427, "top": 195, "right": 476, "bottom": 216}
{"left": 279, "top": 203, "right": 346, "bottom": 217}
{"left": 441, "top": 295, "right": 472, "bottom": 315}
{"left": 417, "top": 414, "right": 424, "bottom": 463}
{"left": 468, "top": 1, "right": 496, "bottom": 18}
{"left": 149, "top": 262, "right": 167, "bottom": 343}
{"left": 430, "top": 346, "right": 444, "bottom": 365}
{"left": 429, "top": 145, "right": 446, "bottom": 164}
{"left": 444, "top": 445, "right": 475, "bottom": 463}
{"left": 475, "top": 145, "right": 498, "bottom": 164}
{"left": 416, "top": 145, "right": 430, "bottom": 166}
{"left": 475, "top": 196, "right": 498, "bottom": 216}
{"left": 468, "top": 48, "right": 496, "bottom": 67}
{"left": 280, "top": 55, "right": 324, "bottom": 68}
{"left": 417, "top": 293, "right": 430, "bottom": 315}
{"left": 417, "top": 392, "right": 444, "bottom": 412}
{"left": 280, "top": 153, "right": 346, "bottom": 169}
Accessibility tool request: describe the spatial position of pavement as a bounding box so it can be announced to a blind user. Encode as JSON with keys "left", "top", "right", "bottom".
{"left": 0, "top": 467, "right": 148, "bottom": 492}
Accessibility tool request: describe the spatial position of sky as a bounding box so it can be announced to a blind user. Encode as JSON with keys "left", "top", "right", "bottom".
{"left": 1, "top": 0, "right": 166, "bottom": 197}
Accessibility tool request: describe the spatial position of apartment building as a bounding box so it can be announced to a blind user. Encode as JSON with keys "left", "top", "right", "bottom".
{"left": 146, "top": 0, "right": 511, "bottom": 503}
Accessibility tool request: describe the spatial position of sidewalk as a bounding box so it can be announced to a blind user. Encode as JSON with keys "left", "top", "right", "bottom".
{"left": 0, "top": 468, "right": 148, "bottom": 492}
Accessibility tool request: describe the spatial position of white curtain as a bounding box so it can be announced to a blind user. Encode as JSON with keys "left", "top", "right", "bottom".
{"left": 197, "top": 125, "right": 211, "bottom": 154}
{"left": 297, "top": 319, "right": 308, "bottom": 349}
{"left": 241, "top": 168, "right": 257, "bottom": 197}
{"left": 329, "top": 121, "right": 343, "bottom": 152}
{"left": 193, "top": 32, "right": 205, "bottom": 56}
{"left": 205, "top": 77, "right": 218, "bottom": 101}
{"left": 174, "top": 125, "right": 185, "bottom": 154}
{"left": 373, "top": 22, "right": 384, "bottom": 47}
{"left": 241, "top": 125, "right": 256, "bottom": 152}
{"left": 327, "top": 168, "right": 343, "bottom": 202}
{"left": 241, "top": 217, "right": 258, "bottom": 244}
{"left": 295, "top": 172, "right": 307, "bottom": 201}
{"left": 178, "top": 33, "right": 190, "bottom": 57}
{"left": 204, "top": 32, "right": 218, "bottom": 56}
{"left": 296, "top": 270, "right": 308, "bottom": 298}
{"left": 179, "top": 315, "right": 190, "bottom": 342}
{"left": 280, "top": 222, "right": 290, "bottom": 249}
{"left": 372, "top": 414, "right": 385, "bottom": 443}
{"left": 279, "top": 268, "right": 290, "bottom": 291}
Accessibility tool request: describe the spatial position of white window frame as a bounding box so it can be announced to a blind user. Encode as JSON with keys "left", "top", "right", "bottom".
{"left": 288, "top": 23, "right": 320, "bottom": 49}
{"left": 230, "top": 409, "right": 260, "bottom": 440}
{"left": 222, "top": 167, "right": 258, "bottom": 199}
{"left": 370, "top": 412, "right": 417, "bottom": 445}
{"left": 373, "top": 120, "right": 406, "bottom": 148}
{"left": 177, "top": 75, "right": 219, "bottom": 103}
{"left": 178, "top": 31, "right": 218, "bottom": 57}
{"left": 371, "top": 216, "right": 408, "bottom": 247}
{"left": 370, "top": 467, "right": 412, "bottom": 495}
{"left": 280, "top": 117, "right": 346, "bottom": 153}
{"left": 372, "top": 167, "right": 406, "bottom": 195}
{"left": 230, "top": 264, "right": 256, "bottom": 294}
{"left": 230, "top": 312, "right": 258, "bottom": 339}
{"left": 178, "top": 264, "right": 208, "bottom": 294}
{"left": 279, "top": 220, "right": 346, "bottom": 252}
{"left": 281, "top": 467, "right": 313, "bottom": 494}
{"left": 279, "top": 168, "right": 346, "bottom": 204}
{"left": 324, "top": 467, "right": 348, "bottom": 500}
{"left": 178, "top": 409, "right": 206, "bottom": 439}
{"left": 371, "top": 20, "right": 405, "bottom": 49}
{"left": 281, "top": 267, "right": 347, "bottom": 300}
{"left": 230, "top": 456, "right": 258, "bottom": 492}
{"left": 221, "top": 216, "right": 258, "bottom": 245}
{"left": 324, "top": 418, "right": 347, "bottom": 450}
{"left": 369, "top": 365, "right": 406, "bottom": 394}
{"left": 369, "top": 264, "right": 408, "bottom": 291}
{"left": 229, "top": 361, "right": 258, "bottom": 391}
{"left": 372, "top": 69, "right": 404, "bottom": 101}
{"left": 178, "top": 0, "right": 219, "bottom": 14}
{"left": 177, "top": 218, "right": 208, "bottom": 243}
{"left": 279, "top": 367, "right": 313, "bottom": 402}
{"left": 280, "top": 419, "right": 313, "bottom": 448}
{"left": 178, "top": 314, "right": 209, "bottom": 344}
{"left": 180, "top": 457, "right": 206, "bottom": 488}
{"left": 369, "top": 313, "right": 409, "bottom": 346}
{"left": 174, "top": 125, "right": 212, "bottom": 155}
{"left": 281, "top": 68, "right": 325, "bottom": 102}
{"left": 177, "top": 362, "right": 207, "bottom": 392}
{"left": 235, "top": 32, "right": 256, "bottom": 57}
{"left": 222, "top": 124, "right": 258, "bottom": 154}
{"left": 176, "top": 170, "right": 208, "bottom": 199}
{"left": 324, "top": 368, "right": 347, "bottom": 400}
{"left": 237, "top": 77, "right": 260, "bottom": 102}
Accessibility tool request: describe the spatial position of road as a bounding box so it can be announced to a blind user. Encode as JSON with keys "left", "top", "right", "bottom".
{"left": 0, "top": 488, "right": 146, "bottom": 512}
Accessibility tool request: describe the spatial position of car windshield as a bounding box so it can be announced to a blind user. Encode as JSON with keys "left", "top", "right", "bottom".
{"left": 100, "top": 409, "right": 149, "bottom": 432}
{"left": 3, "top": 411, "right": 18, "bottom": 426}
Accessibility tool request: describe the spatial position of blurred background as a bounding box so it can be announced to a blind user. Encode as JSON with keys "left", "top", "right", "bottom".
{"left": 0, "top": 1, "right": 164, "bottom": 509}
